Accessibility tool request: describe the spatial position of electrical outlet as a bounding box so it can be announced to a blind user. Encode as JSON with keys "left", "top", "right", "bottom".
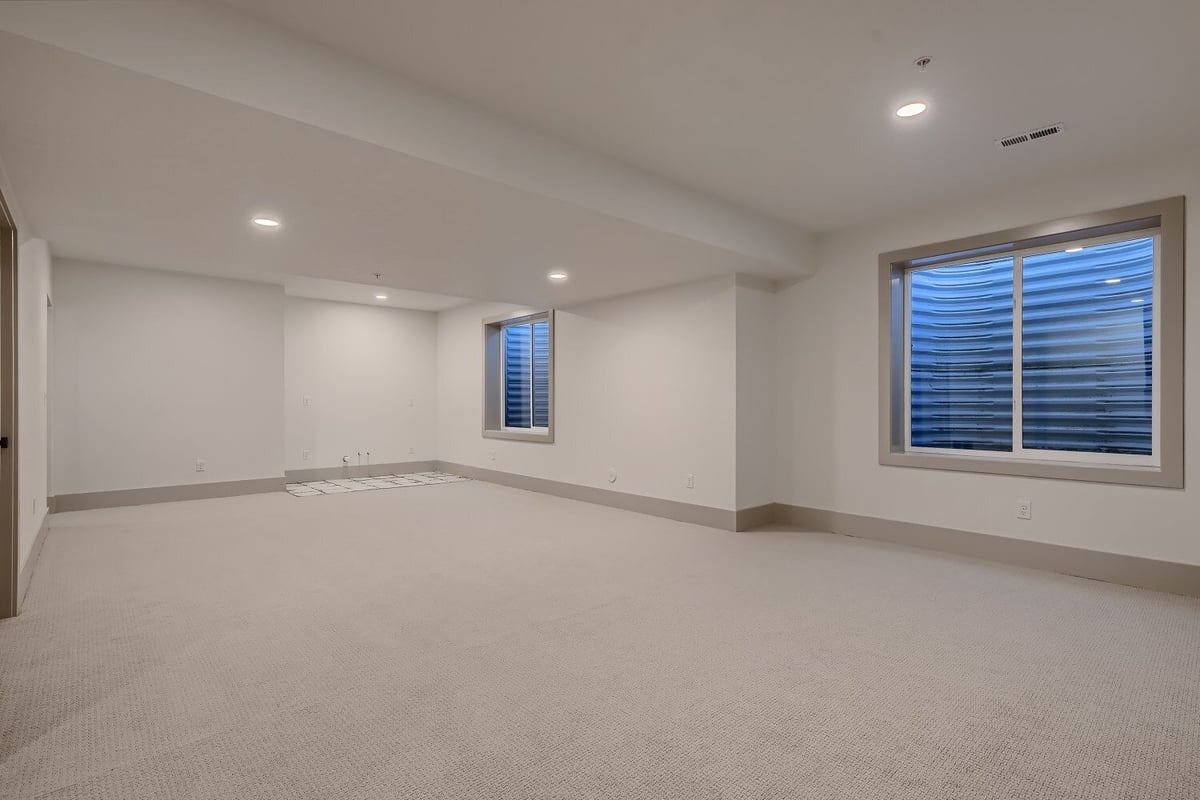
{"left": 489, "top": 450, "right": 496, "bottom": 461}
{"left": 302, "top": 449, "right": 311, "bottom": 461}
{"left": 607, "top": 468, "right": 617, "bottom": 483}
{"left": 195, "top": 459, "right": 206, "bottom": 473}
{"left": 686, "top": 474, "right": 695, "bottom": 489}
{"left": 302, "top": 394, "right": 311, "bottom": 407}
{"left": 1016, "top": 500, "right": 1032, "bottom": 520}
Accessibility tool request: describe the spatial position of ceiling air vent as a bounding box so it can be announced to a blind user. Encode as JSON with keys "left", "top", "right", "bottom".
{"left": 995, "top": 123, "right": 1064, "bottom": 150}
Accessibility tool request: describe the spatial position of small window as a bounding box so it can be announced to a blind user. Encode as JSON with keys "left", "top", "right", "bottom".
{"left": 501, "top": 317, "right": 551, "bottom": 429}
{"left": 880, "top": 198, "right": 1183, "bottom": 487}
{"left": 483, "top": 311, "right": 554, "bottom": 442}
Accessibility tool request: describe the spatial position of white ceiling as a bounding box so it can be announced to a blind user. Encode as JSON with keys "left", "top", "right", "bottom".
{"left": 223, "top": 0, "right": 1200, "bottom": 231}
{"left": 0, "top": 31, "right": 770, "bottom": 308}
{"left": 283, "top": 277, "right": 466, "bottom": 312}
{"left": 2, "top": 0, "right": 1199, "bottom": 310}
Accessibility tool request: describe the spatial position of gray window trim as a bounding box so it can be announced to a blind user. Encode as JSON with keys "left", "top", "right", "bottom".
{"left": 483, "top": 309, "right": 555, "bottom": 444}
{"left": 878, "top": 196, "right": 1184, "bottom": 488}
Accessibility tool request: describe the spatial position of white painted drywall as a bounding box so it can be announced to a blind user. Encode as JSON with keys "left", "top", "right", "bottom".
{"left": 16, "top": 238, "right": 49, "bottom": 572}
{"left": 0, "top": 1, "right": 813, "bottom": 274}
{"left": 775, "top": 146, "right": 1200, "bottom": 565}
{"left": 51, "top": 260, "right": 284, "bottom": 494}
{"left": 284, "top": 297, "right": 437, "bottom": 471}
{"left": 735, "top": 280, "right": 776, "bottom": 510}
{"left": 0, "top": 152, "right": 29, "bottom": 242}
{"left": 437, "top": 276, "right": 739, "bottom": 510}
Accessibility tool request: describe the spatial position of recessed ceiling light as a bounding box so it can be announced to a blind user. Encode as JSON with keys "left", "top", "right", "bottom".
{"left": 1131, "top": 298, "right": 1145, "bottom": 303}
{"left": 547, "top": 270, "right": 569, "bottom": 282}
{"left": 1104, "top": 278, "right": 1121, "bottom": 284}
{"left": 895, "top": 102, "right": 927, "bottom": 118}
{"left": 1065, "top": 246, "right": 1084, "bottom": 253}
{"left": 375, "top": 294, "right": 388, "bottom": 300}
{"left": 252, "top": 216, "right": 281, "bottom": 228}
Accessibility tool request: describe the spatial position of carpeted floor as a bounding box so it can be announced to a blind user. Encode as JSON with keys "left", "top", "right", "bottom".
{"left": 1, "top": 481, "right": 1197, "bottom": 799}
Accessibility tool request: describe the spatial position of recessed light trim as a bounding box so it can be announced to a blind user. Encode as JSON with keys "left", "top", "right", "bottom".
{"left": 1104, "top": 278, "right": 1121, "bottom": 284}
{"left": 547, "top": 270, "right": 569, "bottom": 282}
{"left": 252, "top": 216, "right": 281, "bottom": 228}
{"left": 895, "top": 101, "right": 927, "bottom": 118}
{"left": 375, "top": 294, "right": 388, "bottom": 300}
{"left": 1065, "top": 246, "right": 1084, "bottom": 253}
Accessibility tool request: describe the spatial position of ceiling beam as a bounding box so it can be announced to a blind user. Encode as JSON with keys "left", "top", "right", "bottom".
{"left": 0, "top": 0, "right": 816, "bottom": 277}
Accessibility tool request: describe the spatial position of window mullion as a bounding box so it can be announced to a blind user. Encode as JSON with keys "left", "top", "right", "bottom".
{"left": 532, "top": 321, "right": 537, "bottom": 429}
{"left": 903, "top": 271, "right": 913, "bottom": 451}
{"left": 1152, "top": 233, "right": 1162, "bottom": 460}
{"left": 501, "top": 327, "right": 510, "bottom": 427}
{"left": 1012, "top": 255, "right": 1024, "bottom": 456}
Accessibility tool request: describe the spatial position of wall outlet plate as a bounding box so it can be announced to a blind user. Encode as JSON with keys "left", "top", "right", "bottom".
{"left": 1017, "top": 500, "right": 1032, "bottom": 520}
{"left": 607, "top": 468, "right": 617, "bottom": 483}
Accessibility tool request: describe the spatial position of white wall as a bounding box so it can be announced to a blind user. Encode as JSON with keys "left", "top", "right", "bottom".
{"left": 16, "top": 238, "right": 49, "bottom": 572}
{"left": 0, "top": 151, "right": 29, "bottom": 242}
{"left": 36, "top": 147, "right": 1197, "bottom": 568}
{"left": 735, "top": 280, "right": 776, "bottom": 509}
{"left": 775, "top": 147, "right": 1200, "bottom": 565}
{"left": 284, "top": 297, "right": 437, "bottom": 471}
{"left": 52, "top": 260, "right": 284, "bottom": 494}
{"left": 437, "top": 276, "right": 739, "bottom": 510}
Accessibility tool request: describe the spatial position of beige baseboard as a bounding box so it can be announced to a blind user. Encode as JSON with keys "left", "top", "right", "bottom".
{"left": 17, "top": 514, "right": 50, "bottom": 610}
{"left": 735, "top": 503, "right": 776, "bottom": 531}
{"left": 436, "top": 461, "right": 752, "bottom": 531}
{"left": 772, "top": 504, "right": 1200, "bottom": 599}
{"left": 53, "top": 477, "right": 285, "bottom": 512}
{"left": 47, "top": 464, "right": 1191, "bottom": 598}
{"left": 285, "top": 461, "right": 437, "bottom": 482}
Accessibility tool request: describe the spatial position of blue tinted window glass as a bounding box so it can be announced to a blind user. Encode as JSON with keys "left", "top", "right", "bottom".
{"left": 503, "top": 319, "right": 551, "bottom": 429}
{"left": 503, "top": 323, "right": 532, "bottom": 427}
{"left": 531, "top": 320, "right": 550, "bottom": 428}
{"left": 1022, "top": 237, "right": 1153, "bottom": 455}
{"left": 909, "top": 257, "right": 1014, "bottom": 451}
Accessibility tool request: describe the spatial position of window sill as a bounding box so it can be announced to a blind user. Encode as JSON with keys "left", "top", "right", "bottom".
{"left": 483, "top": 428, "right": 555, "bottom": 444}
{"left": 879, "top": 449, "right": 1180, "bottom": 488}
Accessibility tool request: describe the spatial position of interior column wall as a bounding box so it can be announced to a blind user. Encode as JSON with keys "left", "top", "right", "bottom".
{"left": 734, "top": 279, "right": 776, "bottom": 510}
{"left": 16, "top": 237, "right": 49, "bottom": 573}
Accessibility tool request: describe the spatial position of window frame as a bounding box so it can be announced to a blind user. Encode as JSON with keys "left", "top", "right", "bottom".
{"left": 483, "top": 309, "right": 555, "bottom": 443}
{"left": 879, "top": 197, "right": 1184, "bottom": 488}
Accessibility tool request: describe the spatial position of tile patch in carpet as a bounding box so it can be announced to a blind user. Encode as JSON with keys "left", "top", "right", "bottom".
{"left": 286, "top": 471, "right": 469, "bottom": 497}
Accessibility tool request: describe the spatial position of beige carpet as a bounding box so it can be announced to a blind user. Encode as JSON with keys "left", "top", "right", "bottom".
{"left": 1, "top": 481, "right": 1197, "bottom": 799}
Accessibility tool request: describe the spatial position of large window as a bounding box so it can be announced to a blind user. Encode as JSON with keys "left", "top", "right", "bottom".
{"left": 483, "top": 311, "right": 554, "bottom": 442}
{"left": 880, "top": 198, "right": 1183, "bottom": 487}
